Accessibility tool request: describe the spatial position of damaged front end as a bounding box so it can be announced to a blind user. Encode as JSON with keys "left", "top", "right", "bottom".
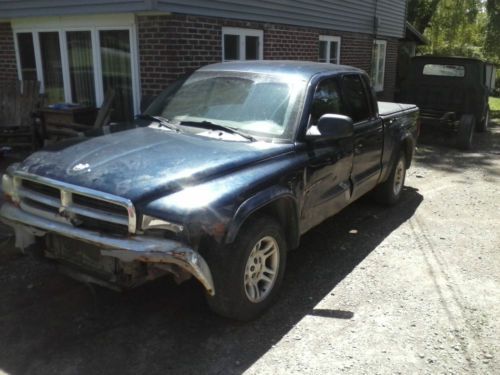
{"left": 0, "top": 172, "right": 214, "bottom": 295}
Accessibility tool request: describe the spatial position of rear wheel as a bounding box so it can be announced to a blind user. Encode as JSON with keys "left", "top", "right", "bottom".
{"left": 457, "top": 114, "right": 475, "bottom": 150}
{"left": 374, "top": 152, "right": 406, "bottom": 206}
{"left": 205, "top": 215, "right": 287, "bottom": 321}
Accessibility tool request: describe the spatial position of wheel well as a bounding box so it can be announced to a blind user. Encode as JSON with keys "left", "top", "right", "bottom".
{"left": 242, "top": 198, "right": 300, "bottom": 251}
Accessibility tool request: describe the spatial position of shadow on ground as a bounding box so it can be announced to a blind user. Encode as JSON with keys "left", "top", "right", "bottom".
{"left": 0, "top": 187, "right": 422, "bottom": 375}
{"left": 415, "top": 119, "right": 500, "bottom": 176}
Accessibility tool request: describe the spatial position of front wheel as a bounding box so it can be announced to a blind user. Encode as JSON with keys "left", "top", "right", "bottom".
{"left": 205, "top": 215, "right": 287, "bottom": 321}
{"left": 374, "top": 153, "right": 406, "bottom": 206}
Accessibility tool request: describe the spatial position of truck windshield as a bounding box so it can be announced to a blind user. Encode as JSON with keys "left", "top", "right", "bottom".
{"left": 145, "top": 71, "right": 306, "bottom": 141}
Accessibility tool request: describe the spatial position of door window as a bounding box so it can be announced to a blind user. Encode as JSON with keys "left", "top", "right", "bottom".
{"left": 310, "top": 78, "right": 345, "bottom": 125}
{"left": 67, "top": 31, "right": 96, "bottom": 107}
{"left": 100, "top": 30, "right": 134, "bottom": 121}
{"left": 16, "top": 33, "right": 37, "bottom": 81}
{"left": 341, "top": 75, "right": 371, "bottom": 123}
{"left": 39, "top": 32, "right": 65, "bottom": 103}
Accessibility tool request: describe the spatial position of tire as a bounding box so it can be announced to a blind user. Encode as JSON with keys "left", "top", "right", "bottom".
{"left": 456, "top": 114, "right": 475, "bottom": 150}
{"left": 476, "top": 107, "right": 489, "bottom": 133}
{"left": 374, "top": 152, "right": 406, "bottom": 206}
{"left": 205, "top": 215, "right": 287, "bottom": 321}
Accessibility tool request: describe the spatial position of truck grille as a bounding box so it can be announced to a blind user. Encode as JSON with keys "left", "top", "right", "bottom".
{"left": 13, "top": 174, "right": 136, "bottom": 234}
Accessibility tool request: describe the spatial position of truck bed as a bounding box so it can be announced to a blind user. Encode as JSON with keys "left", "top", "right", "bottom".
{"left": 378, "top": 101, "right": 418, "bottom": 119}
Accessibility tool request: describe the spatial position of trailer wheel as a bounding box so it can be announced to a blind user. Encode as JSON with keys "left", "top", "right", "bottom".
{"left": 457, "top": 114, "right": 475, "bottom": 150}
{"left": 476, "top": 107, "right": 489, "bottom": 133}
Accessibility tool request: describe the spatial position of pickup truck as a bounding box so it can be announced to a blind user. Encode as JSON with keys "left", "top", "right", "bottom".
{"left": 1, "top": 61, "right": 419, "bottom": 320}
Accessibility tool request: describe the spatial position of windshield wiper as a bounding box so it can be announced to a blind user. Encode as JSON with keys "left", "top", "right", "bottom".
{"left": 178, "top": 120, "right": 256, "bottom": 142}
{"left": 137, "top": 114, "right": 180, "bottom": 132}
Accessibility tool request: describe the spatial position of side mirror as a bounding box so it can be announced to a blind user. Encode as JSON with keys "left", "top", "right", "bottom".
{"left": 306, "top": 114, "right": 354, "bottom": 140}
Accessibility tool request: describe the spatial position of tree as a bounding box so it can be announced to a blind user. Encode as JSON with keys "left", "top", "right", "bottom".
{"left": 485, "top": 0, "right": 500, "bottom": 60}
{"left": 407, "top": 0, "right": 442, "bottom": 33}
{"left": 421, "top": 0, "right": 484, "bottom": 57}
{"left": 409, "top": 0, "right": 500, "bottom": 65}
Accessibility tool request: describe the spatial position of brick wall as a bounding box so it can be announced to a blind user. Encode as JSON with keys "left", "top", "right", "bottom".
{"left": 137, "top": 14, "right": 398, "bottom": 100}
{"left": 263, "top": 24, "right": 317, "bottom": 60}
{"left": 0, "top": 22, "right": 17, "bottom": 84}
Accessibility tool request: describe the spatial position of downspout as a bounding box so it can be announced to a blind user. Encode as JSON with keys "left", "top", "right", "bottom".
{"left": 374, "top": 0, "right": 380, "bottom": 37}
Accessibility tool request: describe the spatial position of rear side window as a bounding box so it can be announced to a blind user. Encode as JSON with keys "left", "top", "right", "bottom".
{"left": 423, "top": 64, "right": 465, "bottom": 77}
{"left": 341, "top": 75, "right": 371, "bottom": 122}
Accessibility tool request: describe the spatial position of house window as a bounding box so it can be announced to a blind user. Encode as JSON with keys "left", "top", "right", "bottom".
{"left": 222, "top": 27, "right": 263, "bottom": 61}
{"left": 371, "top": 40, "right": 387, "bottom": 92}
{"left": 318, "top": 36, "right": 341, "bottom": 64}
{"left": 13, "top": 17, "right": 139, "bottom": 122}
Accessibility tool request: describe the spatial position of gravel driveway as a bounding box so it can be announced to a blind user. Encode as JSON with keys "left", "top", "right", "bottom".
{"left": 0, "top": 120, "right": 499, "bottom": 375}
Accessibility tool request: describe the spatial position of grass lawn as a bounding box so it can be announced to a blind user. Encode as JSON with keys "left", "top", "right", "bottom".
{"left": 490, "top": 97, "right": 500, "bottom": 118}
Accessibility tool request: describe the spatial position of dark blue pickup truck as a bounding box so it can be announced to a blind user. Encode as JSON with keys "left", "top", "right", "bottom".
{"left": 1, "top": 61, "right": 419, "bottom": 320}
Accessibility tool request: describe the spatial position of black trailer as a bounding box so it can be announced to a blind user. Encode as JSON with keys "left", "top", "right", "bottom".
{"left": 399, "top": 55, "right": 496, "bottom": 149}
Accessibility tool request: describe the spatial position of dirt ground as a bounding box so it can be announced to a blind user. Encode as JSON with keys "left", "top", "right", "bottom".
{"left": 0, "top": 120, "right": 499, "bottom": 375}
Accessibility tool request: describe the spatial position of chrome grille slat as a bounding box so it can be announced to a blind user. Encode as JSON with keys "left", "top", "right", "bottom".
{"left": 18, "top": 187, "right": 61, "bottom": 209}
{"left": 12, "top": 172, "right": 136, "bottom": 234}
{"left": 66, "top": 204, "right": 129, "bottom": 226}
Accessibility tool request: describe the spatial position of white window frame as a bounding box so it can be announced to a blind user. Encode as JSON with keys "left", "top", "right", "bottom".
{"left": 12, "top": 14, "right": 141, "bottom": 116}
{"left": 372, "top": 39, "right": 387, "bottom": 92}
{"left": 221, "top": 27, "right": 263, "bottom": 61}
{"left": 319, "top": 35, "right": 341, "bottom": 64}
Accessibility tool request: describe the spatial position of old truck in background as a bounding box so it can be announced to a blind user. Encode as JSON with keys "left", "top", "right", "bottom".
{"left": 1, "top": 61, "right": 419, "bottom": 320}
{"left": 399, "top": 55, "right": 496, "bottom": 150}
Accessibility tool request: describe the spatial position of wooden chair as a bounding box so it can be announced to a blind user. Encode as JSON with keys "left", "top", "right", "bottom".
{"left": 44, "top": 89, "right": 116, "bottom": 139}
{"left": 0, "top": 80, "right": 43, "bottom": 151}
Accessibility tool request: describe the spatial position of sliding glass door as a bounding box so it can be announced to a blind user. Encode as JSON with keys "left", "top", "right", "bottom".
{"left": 14, "top": 22, "right": 138, "bottom": 122}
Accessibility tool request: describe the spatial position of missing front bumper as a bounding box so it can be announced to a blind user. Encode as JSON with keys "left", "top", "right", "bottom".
{"left": 0, "top": 203, "right": 215, "bottom": 295}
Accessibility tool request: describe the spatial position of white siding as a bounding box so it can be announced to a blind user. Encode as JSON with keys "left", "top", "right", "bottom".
{"left": 1, "top": 0, "right": 407, "bottom": 38}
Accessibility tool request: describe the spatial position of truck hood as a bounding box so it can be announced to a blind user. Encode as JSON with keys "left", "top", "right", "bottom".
{"left": 17, "top": 127, "right": 294, "bottom": 203}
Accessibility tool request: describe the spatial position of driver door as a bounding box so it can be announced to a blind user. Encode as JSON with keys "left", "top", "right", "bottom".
{"left": 300, "top": 77, "right": 354, "bottom": 233}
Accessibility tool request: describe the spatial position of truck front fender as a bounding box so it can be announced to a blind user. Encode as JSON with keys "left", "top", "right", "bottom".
{"left": 225, "top": 185, "right": 300, "bottom": 249}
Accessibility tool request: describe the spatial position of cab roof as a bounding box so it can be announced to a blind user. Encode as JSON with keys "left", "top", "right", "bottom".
{"left": 199, "top": 60, "right": 364, "bottom": 80}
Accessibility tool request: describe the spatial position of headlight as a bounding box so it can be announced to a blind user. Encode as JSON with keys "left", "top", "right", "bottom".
{"left": 1, "top": 174, "right": 16, "bottom": 202}
{"left": 141, "top": 215, "right": 184, "bottom": 233}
